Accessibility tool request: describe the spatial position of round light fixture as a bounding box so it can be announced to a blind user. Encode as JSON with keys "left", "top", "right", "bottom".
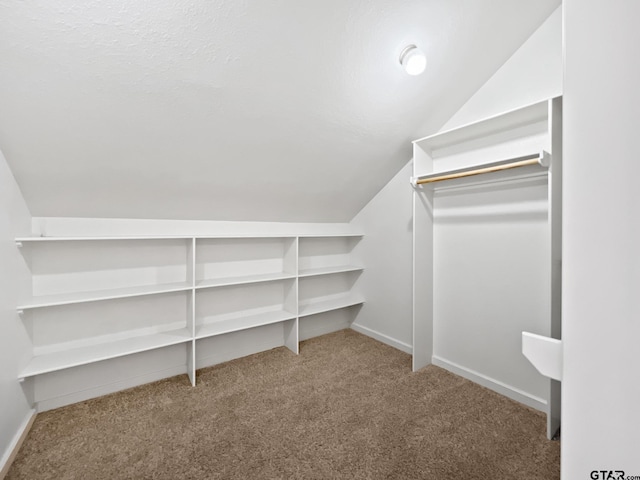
{"left": 399, "top": 44, "right": 427, "bottom": 75}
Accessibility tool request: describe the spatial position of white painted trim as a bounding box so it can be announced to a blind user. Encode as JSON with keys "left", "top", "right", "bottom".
{"left": 350, "top": 323, "right": 413, "bottom": 354}
{"left": 0, "top": 409, "right": 36, "bottom": 479}
{"left": 35, "top": 366, "right": 187, "bottom": 412}
{"left": 432, "top": 355, "right": 547, "bottom": 412}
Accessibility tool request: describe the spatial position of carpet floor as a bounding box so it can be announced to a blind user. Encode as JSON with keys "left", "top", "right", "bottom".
{"left": 7, "top": 330, "right": 560, "bottom": 479}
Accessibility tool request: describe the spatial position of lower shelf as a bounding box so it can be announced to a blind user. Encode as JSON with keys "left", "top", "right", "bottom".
{"left": 19, "top": 327, "right": 193, "bottom": 379}
{"left": 19, "top": 298, "right": 365, "bottom": 381}
{"left": 196, "top": 310, "right": 296, "bottom": 339}
{"left": 298, "top": 294, "right": 364, "bottom": 317}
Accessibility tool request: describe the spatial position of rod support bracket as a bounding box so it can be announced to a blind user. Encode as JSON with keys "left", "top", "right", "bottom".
{"left": 16, "top": 241, "right": 23, "bottom": 248}
{"left": 539, "top": 150, "right": 551, "bottom": 168}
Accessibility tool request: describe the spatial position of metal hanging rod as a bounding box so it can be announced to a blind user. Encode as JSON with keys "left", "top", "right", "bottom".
{"left": 410, "top": 151, "right": 550, "bottom": 187}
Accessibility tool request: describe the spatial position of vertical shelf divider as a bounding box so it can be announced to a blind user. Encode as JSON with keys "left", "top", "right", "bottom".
{"left": 546, "top": 96, "right": 563, "bottom": 438}
{"left": 284, "top": 237, "right": 299, "bottom": 354}
{"left": 412, "top": 146, "right": 435, "bottom": 372}
{"left": 187, "top": 237, "right": 197, "bottom": 386}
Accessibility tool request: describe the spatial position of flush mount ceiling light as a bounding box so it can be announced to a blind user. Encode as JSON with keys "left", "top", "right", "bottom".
{"left": 399, "top": 44, "right": 427, "bottom": 75}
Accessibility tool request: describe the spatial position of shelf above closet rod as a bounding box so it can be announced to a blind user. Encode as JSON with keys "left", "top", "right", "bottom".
{"left": 410, "top": 151, "right": 550, "bottom": 187}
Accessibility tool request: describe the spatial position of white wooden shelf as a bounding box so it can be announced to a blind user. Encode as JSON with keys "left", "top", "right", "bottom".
{"left": 196, "top": 310, "right": 296, "bottom": 339}
{"left": 413, "top": 99, "right": 548, "bottom": 154}
{"left": 298, "top": 265, "right": 363, "bottom": 278}
{"left": 19, "top": 327, "right": 192, "bottom": 379}
{"left": 299, "top": 234, "right": 363, "bottom": 238}
{"left": 298, "top": 294, "right": 364, "bottom": 317}
{"left": 16, "top": 233, "right": 364, "bottom": 387}
{"left": 17, "top": 281, "right": 193, "bottom": 310}
{"left": 15, "top": 233, "right": 363, "bottom": 244}
{"left": 195, "top": 272, "right": 296, "bottom": 289}
{"left": 15, "top": 235, "right": 191, "bottom": 243}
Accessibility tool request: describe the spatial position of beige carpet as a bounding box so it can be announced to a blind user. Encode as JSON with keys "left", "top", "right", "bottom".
{"left": 7, "top": 330, "right": 560, "bottom": 479}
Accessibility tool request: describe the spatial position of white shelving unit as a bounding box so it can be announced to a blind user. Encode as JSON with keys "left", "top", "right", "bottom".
{"left": 411, "top": 97, "right": 562, "bottom": 439}
{"left": 195, "top": 278, "right": 297, "bottom": 337}
{"left": 298, "top": 235, "right": 363, "bottom": 317}
{"left": 15, "top": 234, "right": 364, "bottom": 389}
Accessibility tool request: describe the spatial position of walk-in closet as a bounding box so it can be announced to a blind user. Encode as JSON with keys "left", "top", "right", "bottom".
{"left": 1, "top": 1, "right": 638, "bottom": 479}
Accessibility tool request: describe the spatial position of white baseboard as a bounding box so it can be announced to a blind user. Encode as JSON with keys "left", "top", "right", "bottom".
{"left": 0, "top": 409, "right": 36, "bottom": 479}
{"left": 350, "top": 323, "right": 413, "bottom": 354}
{"left": 36, "top": 366, "right": 187, "bottom": 412}
{"left": 432, "top": 355, "right": 547, "bottom": 412}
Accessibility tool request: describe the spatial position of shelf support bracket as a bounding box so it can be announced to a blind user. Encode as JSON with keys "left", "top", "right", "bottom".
{"left": 522, "top": 332, "right": 563, "bottom": 381}
{"left": 539, "top": 150, "right": 551, "bottom": 167}
{"left": 16, "top": 241, "right": 23, "bottom": 248}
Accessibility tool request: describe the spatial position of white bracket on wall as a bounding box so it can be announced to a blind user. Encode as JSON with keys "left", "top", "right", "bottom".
{"left": 522, "top": 332, "right": 563, "bottom": 381}
{"left": 539, "top": 150, "right": 551, "bottom": 167}
{"left": 15, "top": 241, "right": 23, "bottom": 248}
{"left": 17, "top": 310, "right": 24, "bottom": 317}
{"left": 409, "top": 177, "right": 423, "bottom": 188}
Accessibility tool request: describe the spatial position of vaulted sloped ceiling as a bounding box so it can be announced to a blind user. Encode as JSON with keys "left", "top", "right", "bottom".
{"left": 0, "top": 0, "right": 559, "bottom": 222}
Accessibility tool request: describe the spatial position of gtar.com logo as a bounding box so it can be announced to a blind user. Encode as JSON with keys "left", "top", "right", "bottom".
{"left": 590, "top": 471, "right": 625, "bottom": 480}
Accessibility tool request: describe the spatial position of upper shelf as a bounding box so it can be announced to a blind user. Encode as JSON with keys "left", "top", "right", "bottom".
{"left": 15, "top": 233, "right": 364, "bottom": 244}
{"left": 413, "top": 99, "right": 550, "bottom": 155}
{"left": 15, "top": 235, "right": 192, "bottom": 243}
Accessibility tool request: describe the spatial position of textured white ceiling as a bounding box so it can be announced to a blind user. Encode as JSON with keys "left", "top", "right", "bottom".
{"left": 0, "top": 0, "right": 560, "bottom": 222}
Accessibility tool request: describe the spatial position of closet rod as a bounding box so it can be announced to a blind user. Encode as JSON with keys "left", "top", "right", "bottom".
{"left": 412, "top": 152, "right": 549, "bottom": 186}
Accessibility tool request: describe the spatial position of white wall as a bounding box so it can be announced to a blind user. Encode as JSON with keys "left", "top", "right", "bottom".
{"left": 350, "top": 162, "right": 413, "bottom": 352}
{"left": 0, "top": 149, "right": 34, "bottom": 471}
{"left": 432, "top": 176, "right": 551, "bottom": 410}
{"left": 442, "top": 6, "right": 562, "bottom": 130}
{"left": 562, "top": 0, "right": 640, "bottom": 476}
